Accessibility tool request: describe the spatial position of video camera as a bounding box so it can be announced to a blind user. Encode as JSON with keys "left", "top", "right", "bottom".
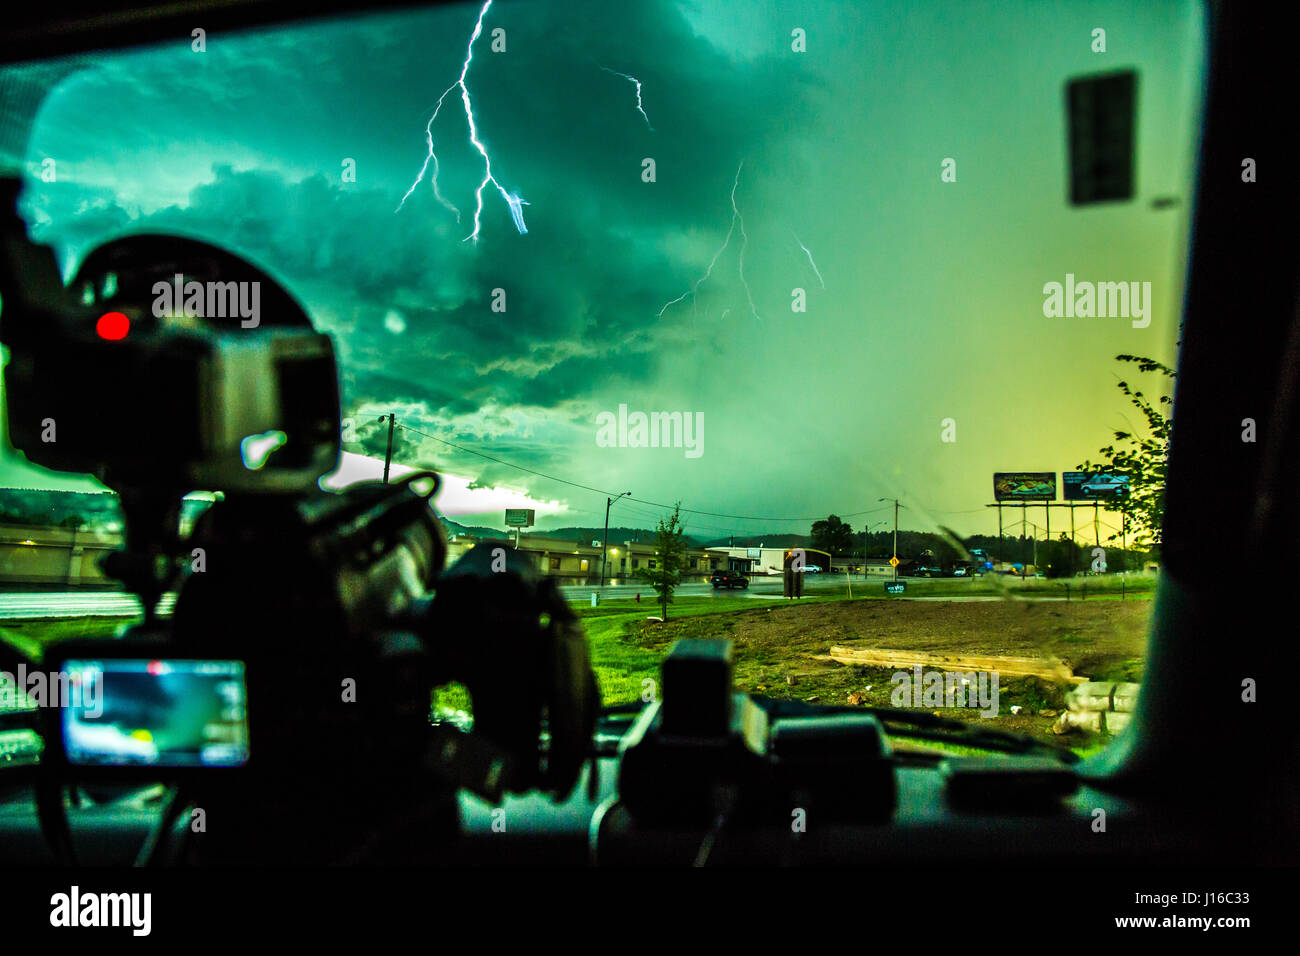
{"left": 0, "top": 176, "right": 599, "bottom": 865}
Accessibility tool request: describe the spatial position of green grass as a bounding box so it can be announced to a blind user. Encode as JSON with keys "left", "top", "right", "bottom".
{"left": 837, "top": 572, "right": 1159, "bottom": 600}
{"left": 574, "top": 593, "right": 1134, "bottom": 761}
{"left": 1, "top": 600, "right": 1119, "bottom": 761}
{"left": 1080, "top": 658, "right": 1145, "bottom": 683}
{"left": 0, "top": 617, "right": 125, "bottom": 663}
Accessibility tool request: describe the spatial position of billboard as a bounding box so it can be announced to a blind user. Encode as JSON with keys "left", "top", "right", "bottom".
{"left": 1063, "top": 471, "right": 1130, "bottom": 501}
{"left": 504, "top": 508, "right": 535, "bottom": 527}
{"left": 993, "top": 472, "right": 1057, "bottom": 501}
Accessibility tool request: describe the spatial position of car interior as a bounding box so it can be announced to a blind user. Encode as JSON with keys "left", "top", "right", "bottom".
{"left": 0, "top": 0, "right": 1293, "bottom": 934}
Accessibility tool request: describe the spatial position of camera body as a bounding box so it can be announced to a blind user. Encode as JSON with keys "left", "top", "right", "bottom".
{"left": 0, "top": 176, "right": 598, "bottom": 864}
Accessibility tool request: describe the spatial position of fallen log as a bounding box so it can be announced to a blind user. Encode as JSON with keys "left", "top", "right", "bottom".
{"left": 824, "top": 645, "right": 1085, "bottom": 683}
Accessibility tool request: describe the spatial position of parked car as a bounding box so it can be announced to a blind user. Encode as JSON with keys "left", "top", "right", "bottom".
{"left": 709, "top": 569, "right": 749, "bottom": 589}
{"left": 804, "top": 565, "right": 823, "bottom": 573}
{"left": 904, "top": 564, "right": 943, "bottom": 577}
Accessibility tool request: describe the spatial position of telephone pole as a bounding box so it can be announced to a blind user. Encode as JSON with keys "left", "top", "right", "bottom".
{"left": 879, "top": 498, "right": 901, "bottom": 581}
{"left": 601, "top": 491, "right": 631, "bottom": 586}
{"left": 381, "top": 413, "right": 396, "bottom": 483}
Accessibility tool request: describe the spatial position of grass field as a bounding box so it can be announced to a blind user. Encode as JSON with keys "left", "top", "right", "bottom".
{"left": 575, "top": 592, "right": 1152, "bottom": 752}
{"left": 756, "top": 570, "right": 1158, "bottom": 601}
{"left": 1, "top": 588, "right": 1153, "bottom": 758}
{"left": 0, "top": 617, "right": 124, "bottom": 663}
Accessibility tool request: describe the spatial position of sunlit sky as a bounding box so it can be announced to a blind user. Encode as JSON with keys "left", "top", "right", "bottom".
{"left": 0, "top": 0, "right": 1205, "bottom": 541}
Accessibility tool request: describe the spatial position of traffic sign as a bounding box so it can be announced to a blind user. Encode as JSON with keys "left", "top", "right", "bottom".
{"left": 888, "top": 556, "right": 899, "bottom": 568}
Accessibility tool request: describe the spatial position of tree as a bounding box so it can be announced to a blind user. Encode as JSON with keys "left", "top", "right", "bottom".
{"left": 810, "top": 514, "right": 854, "bottom": 555}
{"left": 1040, "top": 533, "right": 1081, "bottom": 578}
{"left": 637, "top": 503, "right": 686, "bottom": 621}
{"left": 1078, "top": 354, "right": 1174, "bottom": 555}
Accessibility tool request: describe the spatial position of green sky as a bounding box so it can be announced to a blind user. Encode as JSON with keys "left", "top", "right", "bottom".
{"left": 0, "top": 0, "right": 1205, "bottom": 541}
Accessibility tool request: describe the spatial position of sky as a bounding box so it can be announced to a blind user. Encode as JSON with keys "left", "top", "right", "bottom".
{"left": 0, "top": 0, "right": 1206, "bottom": 543}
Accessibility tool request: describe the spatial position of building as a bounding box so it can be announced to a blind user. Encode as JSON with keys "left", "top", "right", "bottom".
{"left": 608, "top": 540, "right": 714, "bottom": 585}
{"left": 705, "top": 546, "right": 789, "bottom": 575}
{"left": 831, "top": 556, "right": 898, "bottom": 576}
{"left": 444, "top": 533, "right": 715, "bottom": 585}
{"left": 0, "top": 523, "right": 122, "bottom": 590}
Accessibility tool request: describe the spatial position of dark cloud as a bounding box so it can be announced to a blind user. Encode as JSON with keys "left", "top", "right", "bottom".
{"left": 20, "top": 0, "right": 817, "bottom": 435}
{"left": 8, "top": 0, "right": 1199, "bottom": 532}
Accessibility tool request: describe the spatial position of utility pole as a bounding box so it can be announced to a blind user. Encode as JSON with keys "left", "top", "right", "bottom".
{"left": 1022, "top": 505, "right": 1028, "bottom": 576}
{"left": 879, "top": 498, "right": 901, "bottom": 581}
{"left": 381, "top": 413, "right": 396, "bottom": 483}
{"left": 997, "top": 504, "right": 1003, "bottom": 563}
{"left": 862, "top": 520, "right": 885, "bottom": 578}
{"left": 1121, "top": 504, "right": 1127, "bottom": 573}
{"left": 601, "top": 491, "right": 631, "bottom": 587}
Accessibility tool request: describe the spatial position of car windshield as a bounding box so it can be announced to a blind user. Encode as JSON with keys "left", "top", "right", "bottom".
{"left": 0, "top": 0, "right": 1206, "bottom": 758}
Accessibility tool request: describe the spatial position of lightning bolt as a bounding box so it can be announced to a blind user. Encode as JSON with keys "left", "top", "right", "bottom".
{"left": 600, "top": 66, "right": 654, "bottom": 131}
{"left": 658, "top": 161, "right": 759, "bottom": 322}
{"left": 397, "top": 0, "right": 527, "bottom": 241}
{"left": 395, "top": 83, "right": 461, "bottom": 220}
{"left": 793, "top": 232, "right": 825, "bottom": 289}
{"left": 733, "top": 164, "right": 758, "bottom": 321}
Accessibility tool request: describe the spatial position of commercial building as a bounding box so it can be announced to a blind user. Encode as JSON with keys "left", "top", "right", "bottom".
{"left": 445, "top": 533, "right": 716, "bottom": 585}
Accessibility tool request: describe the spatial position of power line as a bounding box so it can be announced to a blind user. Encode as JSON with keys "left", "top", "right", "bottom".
{"left": 391, "top": 420, "right": 891, "bottom": 524}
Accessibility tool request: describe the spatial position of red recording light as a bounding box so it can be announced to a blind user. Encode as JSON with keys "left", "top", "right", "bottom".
{"left": 96, "top": 311, "right": 130, "bottom": 340}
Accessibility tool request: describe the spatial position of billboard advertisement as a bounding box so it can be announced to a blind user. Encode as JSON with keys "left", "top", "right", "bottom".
{"left": 993, "top": 472, "right": 1057, "bottom": 501}
{"left": 1063, "top": 471, "right": 1130, "bottom": 501}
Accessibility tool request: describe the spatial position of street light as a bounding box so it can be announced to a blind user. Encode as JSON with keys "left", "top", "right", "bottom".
{"left": 601, "top": 492, "right": 631, "bottom": 586}
{"left": 1025, "top": 520, "right": 1043, "bottom": 577}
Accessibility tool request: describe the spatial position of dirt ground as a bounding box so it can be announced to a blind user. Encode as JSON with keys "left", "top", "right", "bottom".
{"left": 628, "top": 598, "right": 1152, "bottom": 747}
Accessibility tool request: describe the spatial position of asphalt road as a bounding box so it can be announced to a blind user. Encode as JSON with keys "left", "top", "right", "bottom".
{"left": 0, "top": 574, "right": 1097, "bottom": 620}
{"left": 0, "top": 577, "right": 861, "bottom": 619}
{"left": 0, "top": 591, "right": 172, "bottom": 620}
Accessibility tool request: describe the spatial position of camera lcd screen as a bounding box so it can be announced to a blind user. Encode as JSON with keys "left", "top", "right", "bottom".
{"left": 61, "top": 659, "right": 250, "bottom": 768}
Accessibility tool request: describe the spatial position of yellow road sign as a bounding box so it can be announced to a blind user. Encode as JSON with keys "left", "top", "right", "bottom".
{"left": 889, "top": 556, "right": 899, "bottom": 568}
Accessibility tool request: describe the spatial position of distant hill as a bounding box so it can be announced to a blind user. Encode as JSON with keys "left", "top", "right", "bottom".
{"left": 438, "top": 516, "right": 507, "bottom": 538}
{"left": 0, "top": 488, "right": 123, "bottom": 530}
{"left": 522, "top": 526, "right": 710, "bottom": 547}
{"left": 438, "top": 522, "right": 807, "bottom": 550}
{"left": 700, "top": 534, "right": 808, "bottom": 549}
{"left": 0, "top": 488, "right": 215, "bottom": 534}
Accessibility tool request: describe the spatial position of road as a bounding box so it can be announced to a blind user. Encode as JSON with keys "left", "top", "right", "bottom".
{"left": 0, "top": 573, "right": 1114, "bottom": 621}
{"left": 0, "top": 591, "right": 173, "bottom": 620}
{"left": 0, "top": 577, "right": 859, "bottom": 619}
